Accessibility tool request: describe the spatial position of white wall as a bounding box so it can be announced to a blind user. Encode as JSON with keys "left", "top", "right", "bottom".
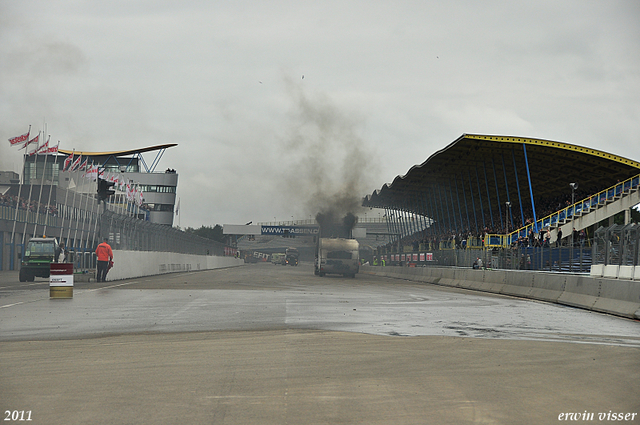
{"left": 106, "top": 250, "right": 244, "bottom": 280}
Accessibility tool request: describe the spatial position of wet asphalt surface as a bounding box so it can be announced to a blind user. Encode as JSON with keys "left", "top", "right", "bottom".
{"left": 1, "top": 262, "right": 638, "bottom": 346}
{"left": 1, "top": 263, "right": 639, "bottom": 425}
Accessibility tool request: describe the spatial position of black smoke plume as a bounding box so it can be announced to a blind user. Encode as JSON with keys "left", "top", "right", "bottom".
{"left": 316, "top": 211, "right": 358, "bottom": 238}
{"left": 279, "top": 78, "right": 380, "bottom": 232}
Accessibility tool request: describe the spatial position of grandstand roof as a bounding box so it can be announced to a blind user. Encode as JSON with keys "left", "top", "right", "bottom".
{"left": 58, "top": 144, "right": 177, "bottom": 157}
{"left": 363, "top": 134, "right": 640, "bottom": 232}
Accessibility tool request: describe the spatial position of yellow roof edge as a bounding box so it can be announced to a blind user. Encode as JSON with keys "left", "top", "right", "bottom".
{"left": 58, "top": 143, "right": 177, "bottom": 157}
{"left": 464, "top": 134, "right": 640, "bottom": 169}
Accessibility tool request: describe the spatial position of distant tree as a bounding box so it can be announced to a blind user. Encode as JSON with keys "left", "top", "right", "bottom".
{"left": 185, "top": 224, "right": 226, "bottom": 243}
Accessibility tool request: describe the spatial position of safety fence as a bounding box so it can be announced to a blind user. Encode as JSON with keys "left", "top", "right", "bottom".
{"left": 376, "top": 241, "right": 593, "bottom": 273}
{"left": 592, "top": 223, "right": 640, "bottom": 266}
{"left": 1, "top": 206, "right": 235, "bottom": 272}
{"left": 99, "top": 210, "right": 229, "bottom": 256}
{"left": 0, "top": 204, "right": 58, "bottom": 227}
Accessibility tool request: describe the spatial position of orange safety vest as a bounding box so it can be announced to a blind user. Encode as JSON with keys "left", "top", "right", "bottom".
{"left": 96, "top": 242, "right": 113, "bottom": 262}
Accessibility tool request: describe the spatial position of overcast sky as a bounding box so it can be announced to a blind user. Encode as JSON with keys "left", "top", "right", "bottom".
{"left": 1, "top": 1, "right": 639, "bottom": 229}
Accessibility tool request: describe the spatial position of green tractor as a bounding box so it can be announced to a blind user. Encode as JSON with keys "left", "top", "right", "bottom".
{"left": 19, "top": 237, "right": 61, "bottom": 282}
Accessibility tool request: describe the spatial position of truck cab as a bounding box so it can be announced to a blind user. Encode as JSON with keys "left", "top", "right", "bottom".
{"left": 285, "top": 248, "right": 299, "bottom": 266}
{"left": 19, "top": 237, "right": 61, "bottom": 282}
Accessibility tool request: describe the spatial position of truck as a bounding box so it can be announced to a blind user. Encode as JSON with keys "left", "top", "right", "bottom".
{"left": 285, "top": 247, "right": 299, "bottom": 266}
{"left": 19, "top": 237, "right": 61, "bottom": 282}
{"left": 314, "top": 238, "right": 359, "bottom": 278}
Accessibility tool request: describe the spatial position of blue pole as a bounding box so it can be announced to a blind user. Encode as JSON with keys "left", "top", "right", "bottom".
{"left": 522, "top": 143, "right": 538, "bottom": 232}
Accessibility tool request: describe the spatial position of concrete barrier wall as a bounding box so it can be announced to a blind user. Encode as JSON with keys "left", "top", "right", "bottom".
{"left": 529, "top": 273, "right": 565, "bottom": 303}
{"left": 593, "top": 279, "right": 640, "bottom": 318}
{"left": 500, "top": 271, "right": 534, "bottom": 298}
{"left": 362, "top": 266, "right": 640, "bottom": 320}
{"left": 557, "top": 275, "right": 600, "bottom": 310}
{"left": 106, "top": 250, "right": 244, "bottom": 281}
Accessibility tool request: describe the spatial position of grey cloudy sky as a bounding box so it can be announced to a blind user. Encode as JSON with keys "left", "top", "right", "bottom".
{"left": 1, "top": 1, "right": 639, "bottom": 229}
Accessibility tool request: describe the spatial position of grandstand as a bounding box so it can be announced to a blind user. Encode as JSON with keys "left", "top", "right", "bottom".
{"left": 363, "top": 134, "right": 640, "bottom": 270}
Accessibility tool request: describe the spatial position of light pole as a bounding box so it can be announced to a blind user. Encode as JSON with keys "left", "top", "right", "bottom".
{"left": 569, "top": 182, "right": 578, "bottom": 246}
{"left": 505, "top": 201, "right": 511, "bottom": 246}
{"left": 569, "top": 182, "right": 578, "bottom": 209}
{"left": 505, "top": 202, "right": 511, "bottom": 232}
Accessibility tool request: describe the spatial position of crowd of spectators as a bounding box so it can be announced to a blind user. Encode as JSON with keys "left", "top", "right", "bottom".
{"left": 1, "top": 191, "right": 151, "bottom": 219}
{"left": 516, "top": 189, "right": 590, "bottom": 230}
{"left": 0, "top": 193, "right": 58, "bottom": 217}
{"left": 377, "top": 190, "right": 595, "bottom": 255}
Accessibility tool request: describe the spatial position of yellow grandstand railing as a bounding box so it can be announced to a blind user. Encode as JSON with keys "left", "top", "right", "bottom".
{"left": 484, "top": 234, "right": 507, "bottom": 248}
{"left": 505, "top": 172, "right": 640, "bottom": 246}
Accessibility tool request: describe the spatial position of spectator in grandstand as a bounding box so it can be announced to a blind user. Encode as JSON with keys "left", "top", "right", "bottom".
{"left": 528, "top": 228, "right": 535, "bottom": 247}
{"left": 544, "top": 229, "right": 551, "bottom": 247}
{"left": 557, "top": 228, "right": 562, "bottom": 247}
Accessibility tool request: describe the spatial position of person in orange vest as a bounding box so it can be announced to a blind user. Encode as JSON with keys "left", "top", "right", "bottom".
{"left": 95, "top": 237, "right": 114, "bottom": 282}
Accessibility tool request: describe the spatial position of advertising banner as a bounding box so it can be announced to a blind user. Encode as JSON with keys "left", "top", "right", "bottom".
{"left": 261, "top": 226, "right": 319, "bottom": 236}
